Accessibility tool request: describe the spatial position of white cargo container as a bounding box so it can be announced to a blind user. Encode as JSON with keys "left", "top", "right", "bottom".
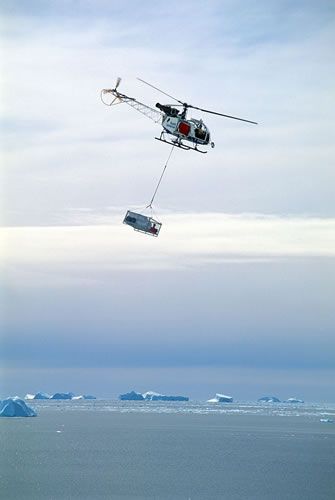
{"left": 123, "top": 210, "right": 162, "bottom": 237}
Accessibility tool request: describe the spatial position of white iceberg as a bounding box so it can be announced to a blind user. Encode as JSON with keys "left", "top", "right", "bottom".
{"left": 258, "top": 396, "right": 281, "bottom": 403}
{"left": 207, "top": 393, "right": 233, "bottom": 403}
{"left": 72, "top": 395, "right": 97, "bottom": 400}
{"left": 143, "top": 391, "right": 161, "bottom": 399}
{"left": 0, "top": 397, "right": 37, "bottom": 417}
{"left": 320, "top": 418, "right": 333, "bottom": 423}
{"left": 285, "top": 397, "right": 304, "bottom": 403}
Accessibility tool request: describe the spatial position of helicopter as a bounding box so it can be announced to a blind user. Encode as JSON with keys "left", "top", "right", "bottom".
{"left": 101, "top": 77, "right": 257, "bottom": 153}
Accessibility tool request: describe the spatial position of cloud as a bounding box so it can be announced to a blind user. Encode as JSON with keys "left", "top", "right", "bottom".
{"left": 1, "top": 213, "right": 335, "bottom": 282}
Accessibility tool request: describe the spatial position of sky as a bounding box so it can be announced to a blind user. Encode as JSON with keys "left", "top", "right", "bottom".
{"left": 1, "top": 0, "right": 335, "bottom": 401}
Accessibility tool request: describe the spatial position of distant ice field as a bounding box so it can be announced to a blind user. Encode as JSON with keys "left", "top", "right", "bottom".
{"left": 26, "top": 399, "right": 335, "bottom": 419}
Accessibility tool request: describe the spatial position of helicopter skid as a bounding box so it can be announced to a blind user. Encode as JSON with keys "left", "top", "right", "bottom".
{"left": 155, "top": 136, "right": 207, "bottom": 153}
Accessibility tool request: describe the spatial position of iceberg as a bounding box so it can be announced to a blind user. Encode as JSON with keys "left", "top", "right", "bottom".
{"left": 285, "top": 397, "right": 304, "bottom": 403}
{"left": 143, "top": 391, "right": 189, "bottom": 402}
{"left": 25, "top": 392, "right": 95, "bottom": 400}
{"left": 33, "top": 392, "right": 51, "bottom": 400}
{"left": 0, "top": 397, "right": 37, "bottom": 417}
{"left": 320, "top": 418, "right": 333, "bottom": 423}
{"left": 207, "top": 393, "right": 233, "bottom": 403}
{"left": 258, "top": 396, "right": 281, "bottom": 403}
{"left": 119, "top": 390, "right": 189, "bottom": 401}
{"left": 50, "top": 392, "right": 74, "bottom": 400}
{"left": 119, "top": 391, "right": 144, "bottom": 401}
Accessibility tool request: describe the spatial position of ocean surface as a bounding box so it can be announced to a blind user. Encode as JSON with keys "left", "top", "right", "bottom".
{"left": 1, "top": 400, "right": 335, "bottom": 499}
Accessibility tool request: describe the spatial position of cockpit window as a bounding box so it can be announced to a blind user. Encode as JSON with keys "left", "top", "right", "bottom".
{"left": 195, "top": 128, "right": 207, "bottom": 140}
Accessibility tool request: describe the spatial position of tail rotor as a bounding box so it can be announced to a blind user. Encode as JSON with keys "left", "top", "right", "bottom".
{"left": 101, "top": 77, "right": 123, "bottom": 106}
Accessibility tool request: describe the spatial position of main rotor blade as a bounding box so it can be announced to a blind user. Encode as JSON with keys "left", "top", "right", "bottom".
{"left": 164, "top": 104, "right": 184, "bottom": 107}
{"left": 137, "top": 77, "right": 257, "bottom": 124}
{"left": 137, "top": 78, "right": 183, "bottom": 105}
{"left": 189, "top": 105, "right": 258, "bottom": 124}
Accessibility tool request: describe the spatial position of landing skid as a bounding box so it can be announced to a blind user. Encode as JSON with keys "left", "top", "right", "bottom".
{"left": 155, "top": 136, "right": 207, "bottom": 153}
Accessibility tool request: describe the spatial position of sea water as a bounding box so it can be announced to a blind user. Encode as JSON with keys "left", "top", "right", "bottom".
{"left": 1, "top": 400, "right": 335, "bottom": 499}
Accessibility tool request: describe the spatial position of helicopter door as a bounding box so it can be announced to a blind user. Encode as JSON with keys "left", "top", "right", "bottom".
{"left": 178, "top": 122, "right": 191, "bottom": 136}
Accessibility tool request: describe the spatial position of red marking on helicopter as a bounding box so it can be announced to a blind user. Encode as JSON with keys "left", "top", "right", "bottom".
{"left": 178, "top": 122, "right": 191, "bottom": 136}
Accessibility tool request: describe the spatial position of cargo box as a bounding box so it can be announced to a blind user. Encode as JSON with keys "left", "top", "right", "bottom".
{"left": 123, "top": 210, "right": 162, "bottom": 237}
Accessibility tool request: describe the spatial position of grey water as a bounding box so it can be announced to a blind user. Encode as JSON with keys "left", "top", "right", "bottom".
{"left": 1, "top": 400, "right": 335, "bottom": 499}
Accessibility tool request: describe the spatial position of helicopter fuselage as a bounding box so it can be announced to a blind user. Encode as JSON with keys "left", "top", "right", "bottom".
{"left": 161, "top": 114, "right": 211, "bottom": 147}
{"left": 154, "top": 102, "right": 213, "bottom": 151}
